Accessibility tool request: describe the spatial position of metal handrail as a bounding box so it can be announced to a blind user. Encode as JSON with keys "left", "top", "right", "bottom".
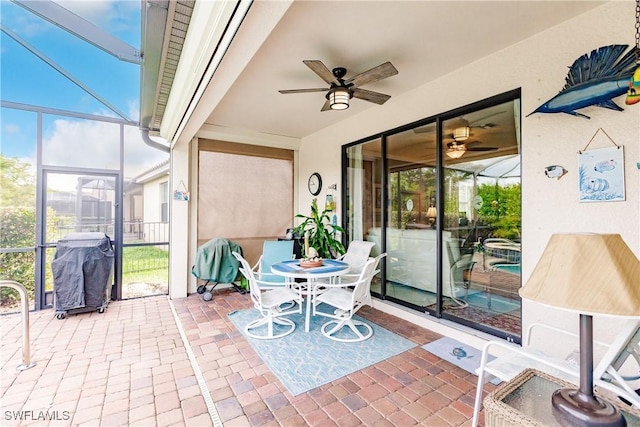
{"left": 0, "top": 280, "right": 36, "bottom": 370}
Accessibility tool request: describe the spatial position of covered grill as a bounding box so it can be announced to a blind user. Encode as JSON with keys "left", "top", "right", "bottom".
{"left": 51, "top": 232, "right": 113, "bottom": 319}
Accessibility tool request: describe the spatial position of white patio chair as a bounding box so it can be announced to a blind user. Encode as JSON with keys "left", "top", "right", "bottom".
{"left": 312, "top": 254, "right": 386, "bottom": 342}
{"left": 471, "top": 319, "right": 640, "bottom": 427}
{"left": 232, "top": 252, "right": 303, "bottom": 340}
{"left": 334, "top": 240, "right": 376, "bottom": 283}
{"left": 446, "top": 240, "right": 476, "bottom": 306}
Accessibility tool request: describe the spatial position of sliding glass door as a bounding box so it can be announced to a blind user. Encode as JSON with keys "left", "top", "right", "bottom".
{"left": 439, "top": 100, "right": 522, "bottom": 340}
{"left": 343, "top": 90, "right": 522, "bottom": 342}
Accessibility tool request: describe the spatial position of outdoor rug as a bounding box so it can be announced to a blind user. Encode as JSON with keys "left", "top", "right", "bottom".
{"left": 228, "top": 308, "right": 417, "bottom": 396}
{"left": 422, "top": 336, "right": 498, "bottom": 383}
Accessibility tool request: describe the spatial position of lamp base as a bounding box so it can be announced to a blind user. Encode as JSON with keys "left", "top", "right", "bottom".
{"left": 552, "top": 388, "right": 626, "bottom": 427}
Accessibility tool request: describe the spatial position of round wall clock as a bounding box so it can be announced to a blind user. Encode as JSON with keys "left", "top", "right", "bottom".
{"left": 308, "top": 172, "right": 322, "bottom": 196}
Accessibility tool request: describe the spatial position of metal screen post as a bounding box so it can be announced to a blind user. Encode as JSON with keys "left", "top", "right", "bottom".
{"left": 0, "top": 280, "right": 36, "bottom": 370}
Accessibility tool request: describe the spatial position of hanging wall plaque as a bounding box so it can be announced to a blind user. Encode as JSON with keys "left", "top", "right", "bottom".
{"left": 578, "top": 130, "right": 625, "bottom": 202}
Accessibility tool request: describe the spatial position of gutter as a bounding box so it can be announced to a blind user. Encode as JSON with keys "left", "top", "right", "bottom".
{"left": 141, "top": 128, "right": 170, "bottom": 153}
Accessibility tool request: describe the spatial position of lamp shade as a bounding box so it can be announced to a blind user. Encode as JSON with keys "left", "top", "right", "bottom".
{"left": 426, "top": 206, "right": 437, "bottom": 218}
{"left": 519, "top": 233, "right": 640, "bottom": 317}
{"left": 329, "top": 87, "right": 350, "bottom": 110}
{"left": 446, "top": 142, "right": 466, "bottom": 159}
{"left": 453, "top": 126, "right": 470, "bottom": 141}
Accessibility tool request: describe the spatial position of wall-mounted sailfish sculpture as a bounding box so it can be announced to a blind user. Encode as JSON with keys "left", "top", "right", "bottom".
{"left": 528, "top": 45, "right": 639, "bottom": 119}
{"left": 626, "top": 67, "right": 640, "bottom": 105}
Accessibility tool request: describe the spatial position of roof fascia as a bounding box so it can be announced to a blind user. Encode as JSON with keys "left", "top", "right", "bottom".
{"left": 160, "top": 0, "right": 245, "bottom": 144}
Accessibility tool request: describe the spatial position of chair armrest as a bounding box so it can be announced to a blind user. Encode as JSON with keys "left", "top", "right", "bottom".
{"left": 525, "top": 322, "right": 609, "bottom": 350}
{"left": 478, "top": 339, "right": 581, "bottom": 384}
{"left": 251, "top": 255, "right": 263, "bottom": 273}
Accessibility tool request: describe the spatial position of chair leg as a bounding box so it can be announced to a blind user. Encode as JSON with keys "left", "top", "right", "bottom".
{"left": 321, "top": 319, "right": 373, "bottom": 342}
{"left": 347, "top": 320, "right": 373, "bottom": 340}
{"left": 472, "top": 369, "right": 485, "bottom": 427}
{"left": 245, "top": 314, "right": 296, "bottom": 340}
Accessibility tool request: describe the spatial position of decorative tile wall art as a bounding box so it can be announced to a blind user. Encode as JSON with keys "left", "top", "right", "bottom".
{"left": 578, "top": 146, "right": 625, "bottom": 202}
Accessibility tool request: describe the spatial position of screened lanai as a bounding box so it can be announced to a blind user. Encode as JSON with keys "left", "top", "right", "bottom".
{"left": 1, "top": 0, "right": 171, "bottom": 311}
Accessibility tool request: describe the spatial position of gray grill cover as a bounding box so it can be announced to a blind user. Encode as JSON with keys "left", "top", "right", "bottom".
{"left": 52, "top": 232, "right": 114, "bottom": 311}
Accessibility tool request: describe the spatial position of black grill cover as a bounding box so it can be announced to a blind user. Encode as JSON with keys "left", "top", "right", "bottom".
{"left": 52, "top": 232, "right": 113, "bottom": 311}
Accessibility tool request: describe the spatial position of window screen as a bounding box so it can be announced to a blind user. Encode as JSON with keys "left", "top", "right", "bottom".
{"left": 198, "top": 141, "right": 294, "bottom": 265}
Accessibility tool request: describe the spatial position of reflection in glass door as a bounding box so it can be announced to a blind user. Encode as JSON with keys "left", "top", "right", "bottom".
{"left": 384, "top": 126, "right": 438, "bottom": 309}
{"left": 438, "top": 100, "right": 522, "bottom": 341}
{"left": 344, "top": 91, "right": 522, "bottom": 342}
{"left": 40, "top": 171, "right": 119, "bottom": 307}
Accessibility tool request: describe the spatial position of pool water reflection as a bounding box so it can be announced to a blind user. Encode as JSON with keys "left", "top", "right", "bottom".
{"left": 491, "top": 263, "right": 521, "bottom": 275}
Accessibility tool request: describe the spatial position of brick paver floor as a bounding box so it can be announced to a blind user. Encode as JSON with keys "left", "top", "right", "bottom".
{"left": 1, "top": 291, "right": 496, "bottom": 426}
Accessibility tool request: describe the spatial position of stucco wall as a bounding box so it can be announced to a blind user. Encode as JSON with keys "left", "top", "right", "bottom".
{"left": 142, "top": 175, "right": 168, "bottom": 224}
{"left": 298, "top": 2, "right": 639, "bottom": 352}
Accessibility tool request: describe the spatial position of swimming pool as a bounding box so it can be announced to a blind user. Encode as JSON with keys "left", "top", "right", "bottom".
{"left": 464, "top": 292, "right": 520, "bottom": 314}
{"left": 491, "top": 263, "right": 521, "bottom": 275}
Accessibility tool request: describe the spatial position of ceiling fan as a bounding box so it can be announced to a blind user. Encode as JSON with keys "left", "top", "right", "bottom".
{"left": 414, "top": 110, "right": 505, "bottom": 135}
{"left": 446, "top": 138, "right": 499, "bottom": 159}
{"left": 278, "top": 60, "right": 398, "bottom": 111}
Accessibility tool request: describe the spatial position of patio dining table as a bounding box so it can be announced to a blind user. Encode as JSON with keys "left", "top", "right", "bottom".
{"left": 271, "top": 259, "right": 350, "bottom": 332}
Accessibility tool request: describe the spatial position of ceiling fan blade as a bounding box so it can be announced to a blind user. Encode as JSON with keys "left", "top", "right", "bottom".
{"left": 352, "top": 88, "right": 391, "bottom": 105}
{"left": 470, "top": 122, "right": 498, "bottom": 129}
{"left": 303, "top": 60, "right": 337, "bottom": 85}
{"left": 279, "top": 88, "right": 328, "bottom": 94}
{"left": 468, "top": 111, "right": 505, "bottom": 127}
{"left": 466, "top": 141, "right": 498, "bottom": 151}
{"left": 345, "top": 61, "right": 398, "bottom": 87}
{"left": 468, "top": 147, "right": 498, "bottom": 152}
{"left": 320, "top": 99, "right": 331, "bottom": 112}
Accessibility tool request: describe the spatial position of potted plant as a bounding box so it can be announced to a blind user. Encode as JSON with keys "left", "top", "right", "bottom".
{"left": 293, "top": 198, "right": 346, "bottom": 259}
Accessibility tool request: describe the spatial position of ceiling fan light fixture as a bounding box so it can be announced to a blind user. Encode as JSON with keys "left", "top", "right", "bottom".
{"left": 446, "top": 142, "right": 466, "bottom": 159}
{"left": 453, "top": 126, "right": 470, "bottom": 141}
{"left": 328, "top": 87, "right": 351, "bottom": 110}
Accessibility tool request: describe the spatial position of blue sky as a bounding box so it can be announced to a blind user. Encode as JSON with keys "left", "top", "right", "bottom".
{"left": 1, "top": 0, "right": 169, "bottom": 188}
{"left": 1, "top": 0, "right": 143, "bottom": 159}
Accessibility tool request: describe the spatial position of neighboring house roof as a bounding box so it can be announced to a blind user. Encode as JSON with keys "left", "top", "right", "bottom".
{"left": 133, "top": 159, "right": 170, "bottom": 184}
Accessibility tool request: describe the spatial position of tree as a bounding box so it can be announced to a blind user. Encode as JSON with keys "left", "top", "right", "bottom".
{"left": 476, "top": 182, "right": 521, "bottom": 240}
{"left": 0, "top": 155, "right": 37, "bottom": 304}
{"left": 0, "top": 155, "right": 36, "bottom": 208}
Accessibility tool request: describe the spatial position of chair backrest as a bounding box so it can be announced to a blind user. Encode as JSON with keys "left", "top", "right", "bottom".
{"left": 342, "top": 240, "right": 376, "bottom": 274}
{"left": 372, "top": 252, "right": 387, "bottom": 272}
{"left": 446, "top": 241, "right": 475, "bottom": 285}
{"left": 260, "top": 240, "right": 294, "bottom": 283}
{"left": 351, "top": 255, "right": 384, "bottom": 308}
{"left": 232, "top": 251, "right": 262, "bottom": 308}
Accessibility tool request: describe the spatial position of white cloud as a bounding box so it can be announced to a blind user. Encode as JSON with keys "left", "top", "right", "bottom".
{"left": 54, "top": 0, "right": 140, "bottom": 35}
{"left": 42, "top": 116, "right": 168, "bottom": 191}
{"left": 3, "top": 123, "right": 21, "bottom": 135}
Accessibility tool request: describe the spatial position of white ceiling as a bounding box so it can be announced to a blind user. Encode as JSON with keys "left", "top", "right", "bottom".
{"left": 199, "top": 1, "right": 604, "bottom": 141}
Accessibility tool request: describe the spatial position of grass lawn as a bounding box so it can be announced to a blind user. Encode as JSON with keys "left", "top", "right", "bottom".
{"left": 122, "top": 245, "right": 168, "bottom": 284}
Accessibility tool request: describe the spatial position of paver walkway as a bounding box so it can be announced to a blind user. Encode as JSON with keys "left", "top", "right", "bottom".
{"left": 1, "top": 291, "right": 495, "bottom": 426}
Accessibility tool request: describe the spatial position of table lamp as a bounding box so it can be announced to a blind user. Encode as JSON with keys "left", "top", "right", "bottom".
{"left": 519, "top": 233, "right": 640, "bottom": 427}
{"left": 426, "top": 206, "right": 437, "bottom": 228}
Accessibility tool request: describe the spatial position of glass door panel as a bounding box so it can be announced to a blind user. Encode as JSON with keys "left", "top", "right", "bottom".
{"left": 345, "top": 139, "right": 383, "bottom": 295}
{"left": 384, "top": 125, "right": 437, "bottom": 309}
{"left": 439, "top": 100, "right": 522, "bottom": 341}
